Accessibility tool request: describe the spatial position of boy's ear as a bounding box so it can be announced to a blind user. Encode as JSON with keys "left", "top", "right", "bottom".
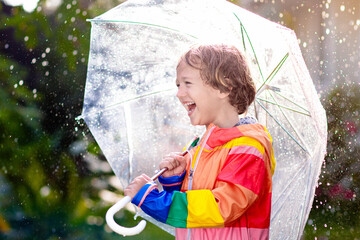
{"left": 217, "top": 77, "right": 231, "bottom": 99}
{"left": 217, "top": 89, "right": 230, "bottom": 99}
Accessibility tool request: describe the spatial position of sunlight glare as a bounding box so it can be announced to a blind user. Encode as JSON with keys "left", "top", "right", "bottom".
{"left": 3, "top": 0, "right": 39, "bottom": 12}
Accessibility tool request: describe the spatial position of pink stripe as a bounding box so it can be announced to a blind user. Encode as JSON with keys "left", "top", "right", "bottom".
{"left": 138, "top": 184, "right": 158, "bottom": 208}
{"left": 229, "top": 145, "right": 263, "bottom": 159}
{"left": 176, "top": 227, "right": 269, "bottom": 240}
{"left": 204, "top": 143, "right": 214, "bottom": 151}
{"left": 161, "top": 182, "right": 182, "bottom": 187}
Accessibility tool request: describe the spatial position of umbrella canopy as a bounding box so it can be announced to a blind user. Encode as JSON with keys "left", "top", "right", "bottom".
{"left": 79, "top": 0, "right": 327, "bottom": 238}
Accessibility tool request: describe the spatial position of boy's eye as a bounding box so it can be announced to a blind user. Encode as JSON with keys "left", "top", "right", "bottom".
{"left": 185, "top": 81, "right": 192, "bottom": 85}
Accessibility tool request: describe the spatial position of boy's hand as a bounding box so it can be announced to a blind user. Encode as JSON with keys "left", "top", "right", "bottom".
{"left": 124, "top": 174, "right": 152, "bottom": 199}
{"left": 159, "top": 152, "right": 186, "bottom": 178}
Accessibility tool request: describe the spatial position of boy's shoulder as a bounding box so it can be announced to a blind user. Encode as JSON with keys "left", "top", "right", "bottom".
{"left": 207, "top": 118, "right": 263, "bottom": 148}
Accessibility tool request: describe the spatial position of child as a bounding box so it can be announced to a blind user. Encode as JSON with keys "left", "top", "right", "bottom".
{"left": 124, "top": 44, "right": 276, "bottom": 240}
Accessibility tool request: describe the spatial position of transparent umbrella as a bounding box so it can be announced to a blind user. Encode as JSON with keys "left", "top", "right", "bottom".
{"left": 78, "top": 0, "right": 327, "bottom": 238}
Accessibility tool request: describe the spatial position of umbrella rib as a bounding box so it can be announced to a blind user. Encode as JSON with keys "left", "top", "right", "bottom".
{"left": 233, "top": 13, "right": 265, "bottom": 83}
{"left": 77, "top": 88, "right": 175, "bottom": 119}
{"left": 255, "top": 99, "right": 310, "bottom": 154}
{"left": 266, "top": 90, "right": 312, "bottom": 155}
{"left": 298, "top": 156, "right": 314, "bottom": 236}
{"left": 88, "top": 19, "right": 198, "bottom": 40}
{"left": 256, "top": 97, "right": 310, "bottom": 116}
{"left": 257, "top": 53, "right": 289, "bottom": 94}
{"left": 270, "top": 157, "right": 309, "bottom": 221}
{"left": 124, "top": 103, "right": 134, "bottom": 182}
{"left": 272, "top": 91, "right": 311, "bottom": 115}
{"left": 240, "top": 21, "right": 246, "bottom": 52}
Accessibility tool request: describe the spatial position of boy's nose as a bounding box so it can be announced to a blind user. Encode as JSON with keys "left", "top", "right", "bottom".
{"left": 176, "top": 86, "right": 185, "bottom": 99}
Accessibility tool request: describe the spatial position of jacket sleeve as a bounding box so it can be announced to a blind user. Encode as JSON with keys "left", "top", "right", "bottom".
{"left": 158, "top": 171, "right": 186, "bottom": 192}
{"left": 132, "top": 142, "right": 269, "bottom": 228}
{"left": 131, "top": 184, "right": 225, "bottom": 228}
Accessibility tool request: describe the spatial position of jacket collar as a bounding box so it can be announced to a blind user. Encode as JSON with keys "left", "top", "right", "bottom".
{"left": 205, "top": 117, "right": 263, "bottom": 148}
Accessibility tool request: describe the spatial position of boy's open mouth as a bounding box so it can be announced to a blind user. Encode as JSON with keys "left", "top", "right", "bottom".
{"left": 184, "top": 102, "right": 196, "bottom": 115}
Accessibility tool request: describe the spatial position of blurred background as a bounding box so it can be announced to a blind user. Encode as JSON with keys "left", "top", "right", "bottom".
{"left": 0, "top": 0, "right": 359, "bottom": 239}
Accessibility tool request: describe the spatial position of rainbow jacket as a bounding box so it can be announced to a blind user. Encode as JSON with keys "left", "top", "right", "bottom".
{"left": 132, "top": 118, "right": 275, "bottom": 240}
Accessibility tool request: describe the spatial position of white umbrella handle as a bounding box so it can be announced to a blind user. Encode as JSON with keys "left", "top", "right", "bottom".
{"left": 105, "top": 168, "right": 169, "bottom": 236}
{"left": 105, "top": 196, "right": 147, "bottom": 236}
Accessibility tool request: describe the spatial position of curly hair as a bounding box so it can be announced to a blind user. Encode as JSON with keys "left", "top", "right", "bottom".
{"left": 179, "top": 44, "right": 256, "bottom": 115}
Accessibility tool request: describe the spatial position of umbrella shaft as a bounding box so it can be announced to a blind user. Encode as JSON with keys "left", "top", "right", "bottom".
{"left": 151, "top": 168, "right": 168, "bottom": 181}
{"left": 151, "top": 150, "right": 189, "bottom": 181}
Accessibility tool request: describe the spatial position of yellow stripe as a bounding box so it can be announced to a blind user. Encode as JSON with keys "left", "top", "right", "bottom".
{"left": 191, "top": 145, "right": 201, "bottom": 169}
{"left": 203, "top": 137, "right": 265, "bottom": 155}
{"left": 224, "top": 137, "right": 265, "bottom": 155}
{"left": 186, "top": 190, "right": 224, "bottom": 228}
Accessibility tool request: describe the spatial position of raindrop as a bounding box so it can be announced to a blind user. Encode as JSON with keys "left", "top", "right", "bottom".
{"left": 40, "top": 186, "right": 50, "bottom": 197}
{"left": 24, "top": 36, "right": 29, "bottom": 41}
{"left": 73, "top": 50, "right": 78, "bottom": 55}
{"left": 19, "top": 80, "right": 23, "bottom": 86}
{"left": 66, "top": 3, "right": 71, "bottom": 9}
{"left": 4, "top": 43, "right": 9, "bottom": 49}
{"left": 9, "top": 65, "right": 14, "bottom": 70}
{"left": 42, "top": 61, "right": 49, "bottom": 66}
{"left": 31, "top": 58, "right": 36, "bottom": 64}
{"left": 340, "top": 5, "right": 345, "bottom": 12}
{"left": 71, "top": 17, "right": 75, "bottom": 22}
{"left": 14, "top": 83, "right": 18, "bottom": 88}
{"left": 42, "top": 53, "right": 46, "bottom": 58}
{"left": 45, "top": 47, "right": 50, "bottom": 53}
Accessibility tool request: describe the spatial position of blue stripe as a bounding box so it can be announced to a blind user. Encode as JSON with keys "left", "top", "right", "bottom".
{"left": 132, "top": 185, "right": 174, "bottom": 224}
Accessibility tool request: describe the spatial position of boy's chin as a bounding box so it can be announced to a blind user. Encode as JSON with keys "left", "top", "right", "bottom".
{"left": 189, "top": 120, "right": 208, "bottom": 127}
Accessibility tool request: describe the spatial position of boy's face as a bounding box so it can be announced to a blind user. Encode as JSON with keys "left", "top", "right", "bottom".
{"left": 176, "top": 60, "right": 229, "bottom": 127}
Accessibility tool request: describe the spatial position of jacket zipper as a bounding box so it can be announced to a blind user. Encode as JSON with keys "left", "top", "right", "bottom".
{"left": 186, "top": 126, "right": 215, "bottom": 240}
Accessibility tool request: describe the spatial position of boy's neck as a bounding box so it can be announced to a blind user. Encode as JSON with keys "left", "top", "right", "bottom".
{"left": 206, "top": 109, "right": 240, "bottom": 129}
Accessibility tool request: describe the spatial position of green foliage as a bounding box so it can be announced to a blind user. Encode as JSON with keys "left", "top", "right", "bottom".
{"left": 0, "top": 0, "right": 140, "bottom": 239}
{"left": 303, "top": 83, "right": 360, "bottom": 239}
